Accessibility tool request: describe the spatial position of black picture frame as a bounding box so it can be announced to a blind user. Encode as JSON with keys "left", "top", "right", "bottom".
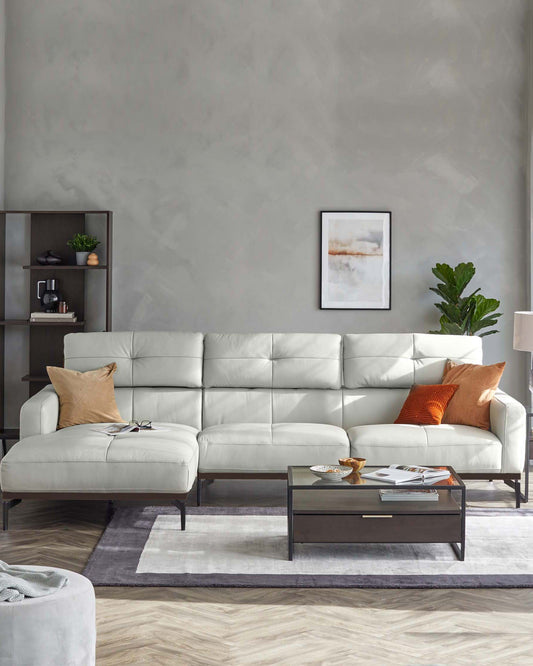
{"left": 320, "top": 210, "right": 391, "bottom": 310}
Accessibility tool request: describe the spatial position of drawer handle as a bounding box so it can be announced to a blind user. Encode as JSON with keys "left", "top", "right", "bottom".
{"left": 362, "top": 515, "right": 393, "bottom": 519}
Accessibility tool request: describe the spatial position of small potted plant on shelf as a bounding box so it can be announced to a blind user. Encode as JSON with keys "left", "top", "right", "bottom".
{"left": 67, "top": 233, "right": 100, "bottom": 265}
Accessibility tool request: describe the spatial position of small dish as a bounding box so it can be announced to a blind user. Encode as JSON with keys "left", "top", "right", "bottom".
{"left": 339, "top": 457, "right": 367, "bottom": 473}
{"left": 310, "top": 465, "right": 352, "bottom": 482}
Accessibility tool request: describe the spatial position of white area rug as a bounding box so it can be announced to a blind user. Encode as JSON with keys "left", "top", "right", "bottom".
{"left": 83, "top": 506, "right": 533, "bottom": 588}
{"left": 138, "top": 513, "right": 522, "bottom": 576}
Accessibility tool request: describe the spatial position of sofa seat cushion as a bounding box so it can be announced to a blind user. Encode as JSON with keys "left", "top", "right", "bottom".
{"left": 198, "top": 423, "right": 349, "bottom": 473}
{"left": 0, "top": 423, "right": 198, "bottom": 494}
{"left": 347, "top": 423, "right": 502, "bottom": 472}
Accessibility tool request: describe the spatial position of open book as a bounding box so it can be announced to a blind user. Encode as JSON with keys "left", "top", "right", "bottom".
{"left": 361, "top": 465, "right": 451, "bottom": 485}
{"left": 95, "top": 423, "right": 169, "bottom": 435}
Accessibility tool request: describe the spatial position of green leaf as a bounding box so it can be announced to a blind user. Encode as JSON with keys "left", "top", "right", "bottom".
{"left": 431, "top": 263, "right": 456, "bottom": 286}
{"left": 452, "top": 262, "right": 475, "bottom": 296}
{"left": 430, "top": 284, "right": 460, "bottom": 304}
{"left": 469, "top": 316, "right": 501, "bottom": 334}
{"left": 439, "top": 320, "right": 465, "bottom": 335}
{"left": 435, "top": 302, "right": 463, "bottom": 324}
{"left": 479, "top": 330, "right": 499, "bottom": 337}
{"left": 471, "top": 295, "right": 501, "bottom": 321}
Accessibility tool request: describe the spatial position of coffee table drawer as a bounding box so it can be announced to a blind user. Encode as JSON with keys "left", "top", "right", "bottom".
{"left": 293, "top": 513, "right": 462, "bottom": 544}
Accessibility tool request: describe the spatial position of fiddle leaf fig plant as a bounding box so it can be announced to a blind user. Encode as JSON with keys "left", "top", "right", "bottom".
{"left": 429, "top": 262, "right": 502, "bottom": 337}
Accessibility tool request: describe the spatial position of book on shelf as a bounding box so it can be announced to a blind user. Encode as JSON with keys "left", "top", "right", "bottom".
{"left": 30, "top": 317, "right": 77, "bottom": 323}
{"left": 379, "top": 488, "right": 439, "bottom": 502}
{"left": 30, "top": 311, "right": 77, "bottom": 322}
{"left": 30, "top": 311, "right": 76, "bottom": 318}
{"left": 362, "top": 465, "right": 451, "bottom": 485}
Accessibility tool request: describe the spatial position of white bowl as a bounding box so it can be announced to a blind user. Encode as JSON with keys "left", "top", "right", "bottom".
{"left": 310, "top": 465, "right": 353, "bottom": 482}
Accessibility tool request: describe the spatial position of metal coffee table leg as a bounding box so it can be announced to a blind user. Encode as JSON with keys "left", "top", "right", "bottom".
{"left": 450, "top": 486, "right": 466, "bottom": 561}
{"left": 287, "top": 485, "right": 293, "bottom": 561}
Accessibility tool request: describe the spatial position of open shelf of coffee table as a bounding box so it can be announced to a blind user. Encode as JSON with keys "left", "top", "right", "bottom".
{"left": 292, "top": 489, "right": 461, "bottom": 514}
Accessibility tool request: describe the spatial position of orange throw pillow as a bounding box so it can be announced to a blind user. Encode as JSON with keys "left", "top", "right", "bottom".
{"left": 441, "top": 360, "right": 505, "bottom": 430}
{"left": 395, "top": 384, "right": 459, "bottom": 426}
{"left": 47, "top": 363, "right": 124, "bottom": 429}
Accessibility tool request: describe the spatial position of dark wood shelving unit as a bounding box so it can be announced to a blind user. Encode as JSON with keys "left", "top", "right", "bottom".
{"left": 22, "top": 265, "right": 108, "bottom": 270}
{"left": 0, "top": 211, "right": 113, "bottom": 443}
{"left": 0, "top": 428, "right": 19, "bottom": 437}
{"left": 0, "top": 428, "right": 21, "bottom": 456}
{"left": 0, "top": 320, "right": 86, "bottom": 326}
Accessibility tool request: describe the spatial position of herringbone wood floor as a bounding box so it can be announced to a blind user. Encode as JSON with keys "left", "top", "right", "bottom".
{"left": 2, "top": 477, "right": 533, "bottom": 665}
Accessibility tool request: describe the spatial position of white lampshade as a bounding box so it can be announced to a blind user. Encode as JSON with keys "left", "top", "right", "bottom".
{"left": 513, "top": 311, "right": 533, "bottom": 351}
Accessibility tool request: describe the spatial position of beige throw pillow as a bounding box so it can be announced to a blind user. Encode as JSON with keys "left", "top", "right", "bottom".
{"left": 441, "top": 360, "right": 505, "bottom": 431}
{"left": 47, "top": 363, "right": 124, "bottom": 429}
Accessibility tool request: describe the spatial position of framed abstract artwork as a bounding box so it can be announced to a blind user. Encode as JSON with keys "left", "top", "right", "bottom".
{"left": 321, "top": 211, "right": 391, "bottom": 310}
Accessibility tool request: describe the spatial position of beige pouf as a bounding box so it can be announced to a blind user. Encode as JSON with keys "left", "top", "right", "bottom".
{"left": 0, "top": 567, "right": 95, "bottom": 666}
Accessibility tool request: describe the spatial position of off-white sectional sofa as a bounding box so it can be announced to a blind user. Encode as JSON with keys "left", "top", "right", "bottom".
{"left": 0, "top": 331, "right": 526, "bottom": 529}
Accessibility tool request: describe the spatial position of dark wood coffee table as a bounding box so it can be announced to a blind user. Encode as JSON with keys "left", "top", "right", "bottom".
{"left": 287, "top": 466, "right": 466, "bottom": 561}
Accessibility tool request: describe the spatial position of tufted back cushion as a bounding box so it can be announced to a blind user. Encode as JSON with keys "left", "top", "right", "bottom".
{"left": 63, "top": 332, "right": 204, "bottom": 429}
{"left": 64, "top": 331, "right": 204, "bottom": 387}
{"left": 109, "top": 387, "right": 202, "bottom": 429}
{"left": 203, "top": 388, "right": 343, "bottom": 427}
{"left": 343, "top": 333, "right": 482, "bottom": 389}
{"left": 342, "top": 388, "right": 410, "bottom": 429}
{"left": 203, "top": 333, "right": 342, "bottom": 389}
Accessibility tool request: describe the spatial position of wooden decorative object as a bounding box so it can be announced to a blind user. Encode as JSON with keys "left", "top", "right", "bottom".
{"left": 87, "top": 252, "right": 99, "bottom": 266}
{"left": 339, "top": 457, "right": 367, "bottom": 473}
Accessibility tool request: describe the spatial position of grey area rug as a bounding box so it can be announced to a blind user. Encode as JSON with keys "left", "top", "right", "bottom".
{"left": 82, "top": 505, "right": 533, "bottom": 588}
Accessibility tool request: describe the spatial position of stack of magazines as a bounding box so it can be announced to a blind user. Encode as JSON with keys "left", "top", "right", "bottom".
{"left": 30, "top": 311, "right": 77, "bottom": 323}
{"left": 379, "top": 488, "right": 439, "bottom": 502}
{"left": 362, "top": 465, "right": 451, "bottom": 485}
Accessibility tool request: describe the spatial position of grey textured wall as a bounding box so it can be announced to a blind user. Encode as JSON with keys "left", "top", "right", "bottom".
{"left": 3, "top": 0, "right": 529, "bottom": 407}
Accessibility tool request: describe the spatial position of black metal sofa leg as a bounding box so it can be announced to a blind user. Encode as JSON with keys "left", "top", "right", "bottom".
{"left": 176, "top": 500, "right": 186, "bottom": 531}
{"left": 2, "top": 499, "right": 21, "bottom": 531}
{"left": 504, "top": 479, "right": 524, "bottom": 509}
{"left": 106, "top": 500, "right": 115, "bottom": 523}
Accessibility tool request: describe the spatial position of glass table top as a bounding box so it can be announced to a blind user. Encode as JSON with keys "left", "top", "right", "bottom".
{"left": 288, "top": 465, "right": 464, "bottom": 490}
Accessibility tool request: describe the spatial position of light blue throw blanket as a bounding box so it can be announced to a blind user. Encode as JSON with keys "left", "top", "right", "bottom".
{"left": 0, "top": 561, "right": 68, "bottom": 602}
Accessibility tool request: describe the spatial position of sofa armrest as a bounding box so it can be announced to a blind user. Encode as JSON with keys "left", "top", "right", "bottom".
{"left": 490, "top": 390, "right": 526, "bottom": 473}
{"left": 19, "top": 385, "right": 59, "bottom": 440}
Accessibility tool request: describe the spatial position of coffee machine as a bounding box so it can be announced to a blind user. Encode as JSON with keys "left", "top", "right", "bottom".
{"left": 37, "top": 279, "right": 61, "bottom": 312}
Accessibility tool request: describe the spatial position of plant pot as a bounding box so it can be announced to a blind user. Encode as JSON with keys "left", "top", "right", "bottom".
{"left": 76, "top": 252, "right": 90, "bottom": 266}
